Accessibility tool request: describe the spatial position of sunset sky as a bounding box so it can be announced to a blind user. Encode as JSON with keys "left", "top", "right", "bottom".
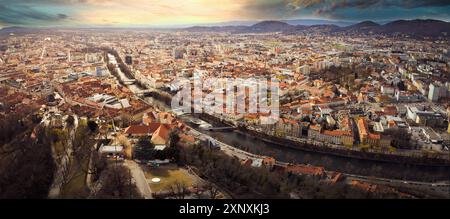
{"left": 0, "top": 0, "right": 449, "bottom": 27}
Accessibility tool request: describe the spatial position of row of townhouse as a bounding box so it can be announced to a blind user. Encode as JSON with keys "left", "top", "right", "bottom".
{"left": 308, "top": 125, "right": 354, "bottom": 147}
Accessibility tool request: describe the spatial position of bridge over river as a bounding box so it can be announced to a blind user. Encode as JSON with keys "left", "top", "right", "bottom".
{"left": 202, "top": 126, "right": 236, "bottom": 131}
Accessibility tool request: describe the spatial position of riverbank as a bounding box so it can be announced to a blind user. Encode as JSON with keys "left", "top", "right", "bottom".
{"left": 197, "top": 113, "right": 450, "bottom": 167}
{"left": 191, "top": 113, "right": 450, "bottom": 182}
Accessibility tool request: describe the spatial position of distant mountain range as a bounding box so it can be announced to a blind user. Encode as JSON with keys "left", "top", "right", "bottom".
{"left": 182, "top": 19, "right": 450, "bottom": 38}
{"left": 1, "top": 19, "right": 449, "bottom": 38}
{"left": 0, "top": 26, "right": 44, "bottom": 35}
{"left": 176, "top": 19, "right": 356, "bottom": 27}
{"left": 282, "top": 19, "right": 355, "bottom": 27}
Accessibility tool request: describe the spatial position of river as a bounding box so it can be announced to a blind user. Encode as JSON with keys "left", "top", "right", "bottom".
{"left": 184, "top": 117, "right": 450, "bottom": 182}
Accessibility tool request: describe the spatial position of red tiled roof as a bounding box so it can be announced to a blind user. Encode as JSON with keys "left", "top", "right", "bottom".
{"left": 309, "top": 125, "right": 321, "bottom": 131}
{"left": 323, "top": 130, "right": 352, "bottom": 137}
{"left": 357, "top": 118, "right": 369, "bottom": 136}
{"left": 124, "top": 123, "right": 160, "bottom": 135}
{"left": 369, "top": 133, "right": 381, "bottom": 140}
{"left": 262, "top": 157, "right": 276, "bottom": 166}
{"left": 285, "top": 164, "right": 325, "bottom": 176}
{"left": 180, "top": 133, "right": 195, "bottom": 143}
{"left": 151, "top": 124, "right": 171, "bottom": 145}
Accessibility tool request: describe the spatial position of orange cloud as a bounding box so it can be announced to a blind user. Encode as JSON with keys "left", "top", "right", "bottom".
{"left": 72, "top": 0, "right": 249, "bottom": 26}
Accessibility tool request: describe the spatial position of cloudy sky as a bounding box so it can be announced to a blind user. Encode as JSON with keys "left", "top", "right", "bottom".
{"left": 0, "top": 0, "right": 449, "bottom": 27}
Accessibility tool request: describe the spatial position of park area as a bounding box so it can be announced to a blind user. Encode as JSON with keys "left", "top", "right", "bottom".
{"left": 144, "top": 164, "right": 199, "bottom": 193}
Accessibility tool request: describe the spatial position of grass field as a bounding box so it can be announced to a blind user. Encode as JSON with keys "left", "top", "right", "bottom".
{"left": 144, "top": 166, "right": 197, "bottom": 192}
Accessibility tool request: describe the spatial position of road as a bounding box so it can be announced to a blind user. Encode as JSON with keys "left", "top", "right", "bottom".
{"left": 345, "top": 173, "right": 450, "bottom": 198}
{"left": 124, "top": 160, "right": 153, "bottom": 199}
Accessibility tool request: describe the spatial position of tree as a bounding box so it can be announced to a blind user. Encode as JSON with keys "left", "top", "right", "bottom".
{"left": 204, "top": 182, "right": 220, "bottom": 199}
{"left": 87, "top": 120, "right": 98, "bottom": 132}
{"left": 93, "top": 165, "right": 141, "bottom": 199}
{"left": 397, "top": 81, "right": 406, "bottom": 91}
{"left": 116, "top": 134, "right": 132, "bottom": 159}
{"left": 66, "top": 115, "right": 75, "bottom": 129}
{"left": 169, "top": 131, "right": 181, "bottom": 148}
{"left": 31, "top": 114, "right": 42, "bottom": 124}
{"left": 133, "top": 137, "right": 154, "bottom": 161}
{"left": 301, "top": 116, "right": 311, "bottom": 123}
{"left": 192, "top": 185, "right": 204, "bottom": 199}
{"left": 90, "top": 152, "right": 108, "bottom": 182}
{"left": 385, "top": 128, "right": 413, "bottom": 149}
{"left": 0, "top": 113, "right": 28, "bottom": 145}
{"left": 166, "top": 131, "right": 181, "bottom": 162}
{"left": 72, "top": 125, "right": 95, "bottom": 167}
{"left": 56, "top": 125, "right": 95, "bottom": 194}
{"left": 47, "top": 94, "right": 56, "bottom": 102}
{"left": 119, "top": 113, "right": 133, "bottom": 128}
{"left": 167, "top": 181, "right": 189, "bottom": 199}
{"left": 0, "top": 126, "right": 56, "bottom": 198}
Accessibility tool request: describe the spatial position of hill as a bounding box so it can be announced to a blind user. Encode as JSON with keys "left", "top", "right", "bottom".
{"left": 378, "top": 19, "right": 450, "bottom": 37}
{"left": 243, "top": 21, "right": 294, "bottom": 33}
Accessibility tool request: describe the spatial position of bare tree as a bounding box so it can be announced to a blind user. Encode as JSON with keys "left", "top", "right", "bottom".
{"left": 94, "top": 165, "right": 141, "bottom": 199}
{"left": 0, "top": 126, "right": 55, "bottom": 198}
{"left": 204, "top": 182, "right": 220, "bottom": 199}
{"left": 66, "top": 115, "right": 75, "bottom": 130}
{"left": 192, "top": 185, "right": 204, "bottom": 199}
{"left": 167, "top": 181, "right": 189, "bottom": 199}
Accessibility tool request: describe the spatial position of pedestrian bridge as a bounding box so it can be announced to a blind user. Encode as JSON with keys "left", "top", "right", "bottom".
{"left": 203, "top": 126, "right": 236, "bottom": 131}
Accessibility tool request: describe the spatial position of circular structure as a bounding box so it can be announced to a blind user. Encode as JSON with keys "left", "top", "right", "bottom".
{"left": 151, "top": 178, "right": 161, "bottom": 183}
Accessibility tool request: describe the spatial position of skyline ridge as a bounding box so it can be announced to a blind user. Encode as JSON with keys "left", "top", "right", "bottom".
{"left": 1, "top": 18, "right": 449, "bottom": 30}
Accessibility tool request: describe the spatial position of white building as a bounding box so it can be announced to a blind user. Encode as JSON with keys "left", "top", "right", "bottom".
{"left": 428, "top": 83, "right": 441, "bottom": 102}
{"left": 298, "top": 65, "right": 310, "bottom": 75}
